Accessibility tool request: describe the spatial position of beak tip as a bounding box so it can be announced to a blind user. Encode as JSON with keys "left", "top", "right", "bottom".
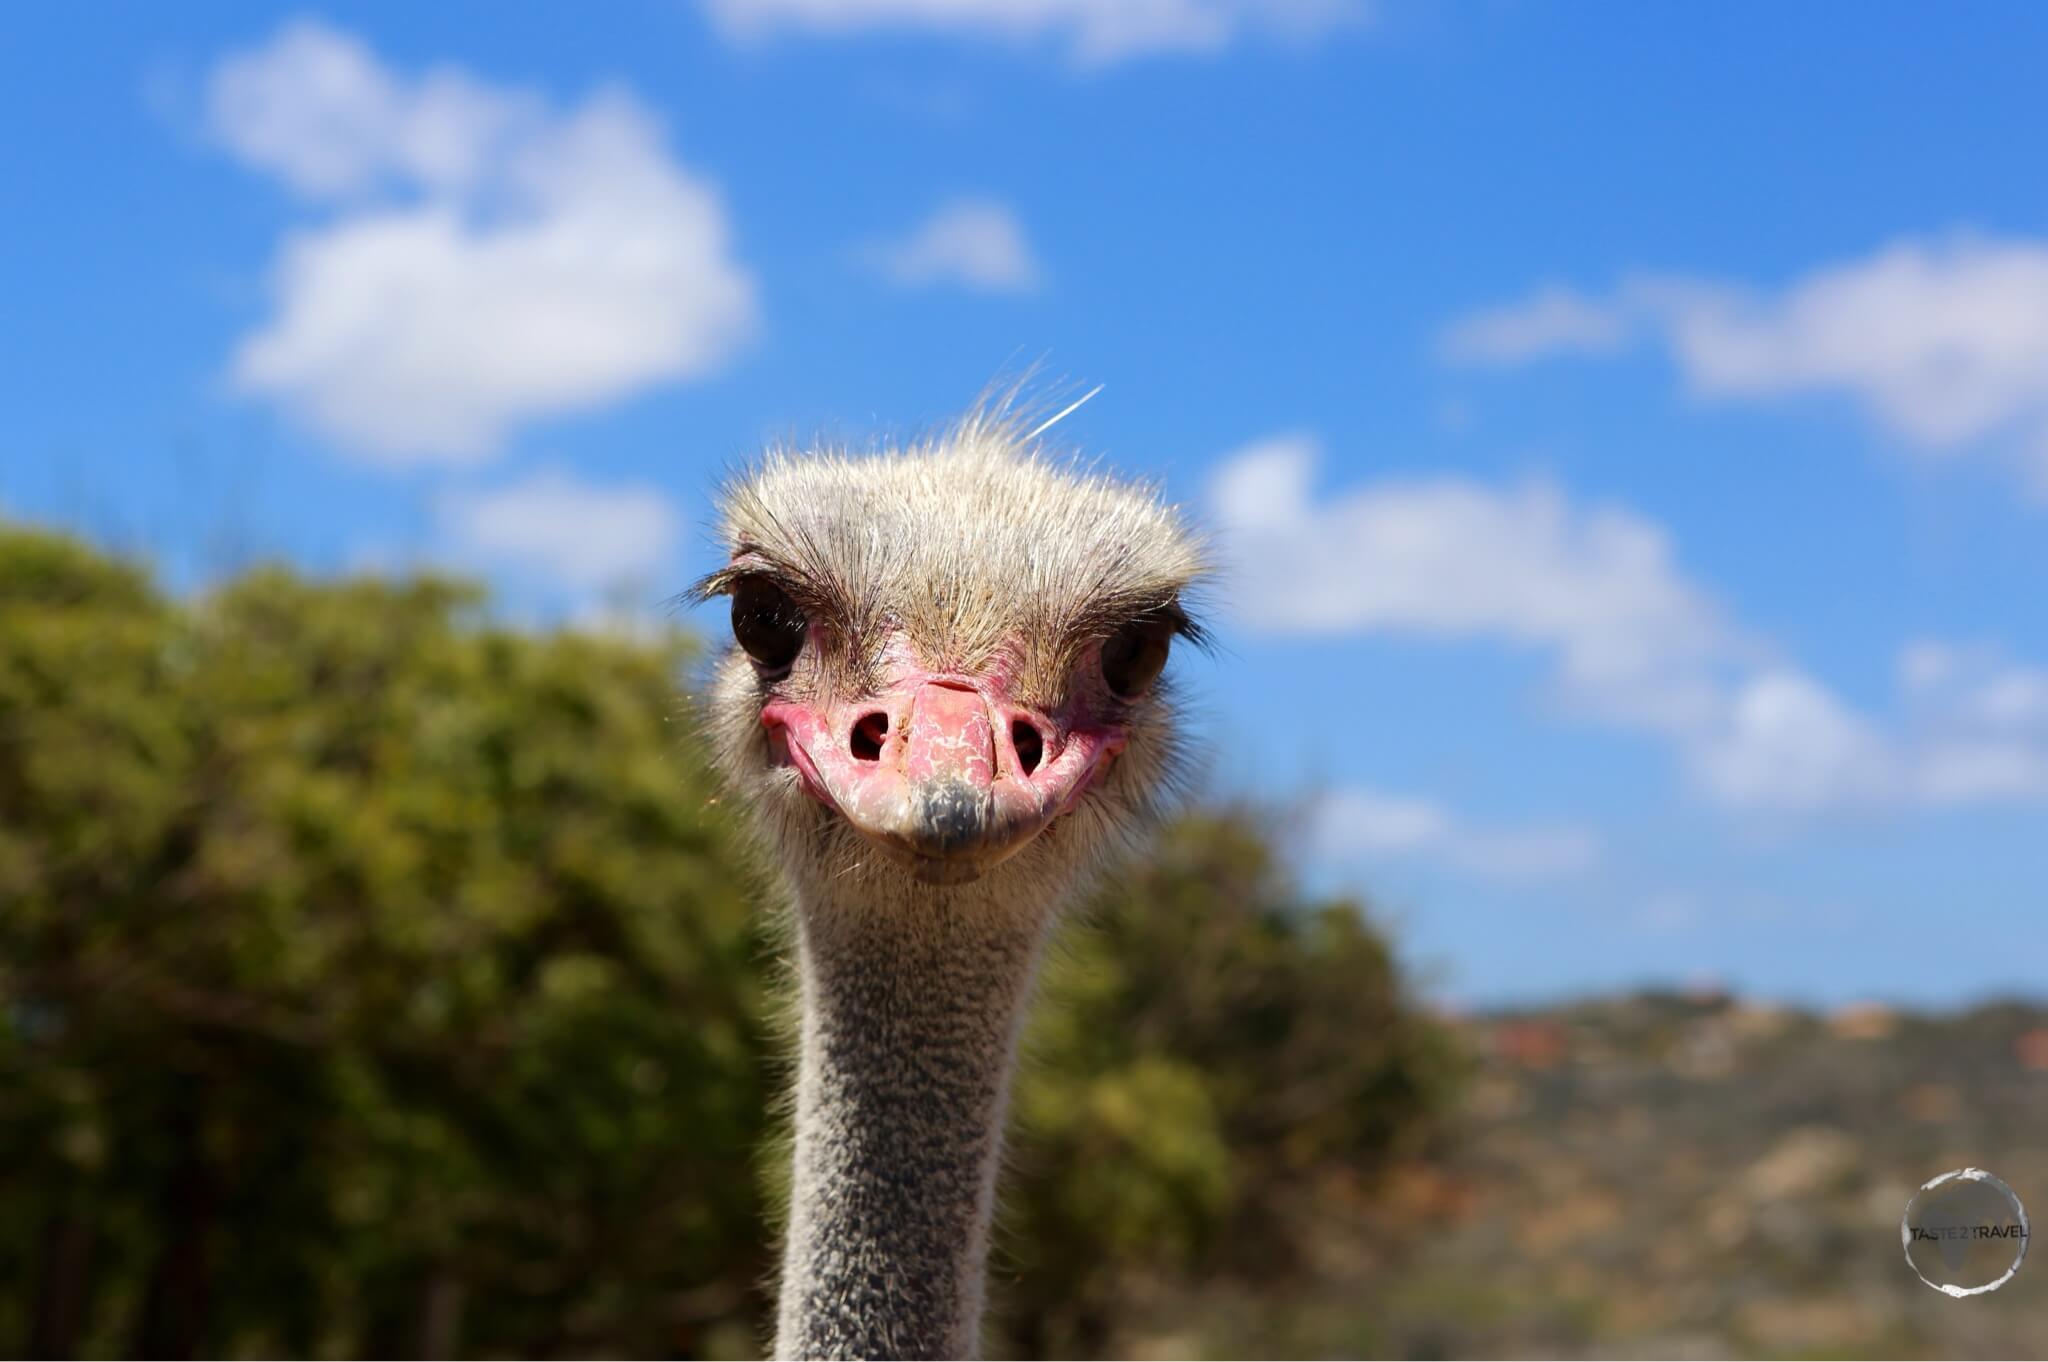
{"left": 910, "top": 777, "right": 993, "bottom": 856}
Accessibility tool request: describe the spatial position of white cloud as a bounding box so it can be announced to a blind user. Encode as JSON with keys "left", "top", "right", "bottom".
{"left": 208, "top": 20, "right": 756, "bottom": 466}
{"left": 1313, "top": 787, "right": 1599, "bottom": 881}
{"left": 1436, "top": 284, "right": 1632, "bottom": 365}
{"left": 1211, "top": 435, "right": 2048, "bottom": 811}
{"left": 699, "top": 0, "right": 1369, "bottom": 65}
{"left": 1896, "top": 640, "right": 2048, "bottom": 802}
{"left": 1211, "top": 434, "right": 1751, "bottom": 736}
{"left": 1900, "top": 639, "right": 2048, "bottom": 729}
{"left": 1690, "top": 671, "right": 1897, "bottom": 809}
{"left": 1442, "top": 234, "right": 2048, "bottom": 495}
{"left": 439, "top": 469, "right": 682, "bottom": 592}
{"left": 865, "top": 198, "right": 1045, "bottom": 293}
{"left": 1913, "top": 742, "right": 2048, "bottom": 804}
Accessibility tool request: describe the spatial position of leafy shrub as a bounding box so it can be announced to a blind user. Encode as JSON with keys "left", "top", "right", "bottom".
{"left": 0, "top": 527, "right": 1458, "bottom": 1358}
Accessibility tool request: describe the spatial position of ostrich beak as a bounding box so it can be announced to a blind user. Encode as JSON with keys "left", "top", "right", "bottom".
{"left": 762, "top": 678, "right": 1125, "bottom": 883}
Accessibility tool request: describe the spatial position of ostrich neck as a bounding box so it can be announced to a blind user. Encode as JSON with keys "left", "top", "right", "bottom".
{"left": 775, "top": 884, "right": 1050, "bottom": 1361}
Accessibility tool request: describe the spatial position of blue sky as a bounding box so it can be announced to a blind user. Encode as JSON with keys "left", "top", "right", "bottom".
{"left": 7, "top": 1, "right": 2048, "bottom": 1007}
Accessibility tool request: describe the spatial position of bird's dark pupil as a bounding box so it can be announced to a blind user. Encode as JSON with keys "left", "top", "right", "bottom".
{"left": 1102, "top": 617, "right": 1171, "bottom": 698}
{"left": 732, "top": 578, "right": 805, "bottom": 672}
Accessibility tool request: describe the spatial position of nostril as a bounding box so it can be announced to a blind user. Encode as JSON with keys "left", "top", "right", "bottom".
{"left": 850, "top": 711, "right": 888, "bottom": 761}
{"left": 1011, "top": 719, "right": 1045, "bottom": 776}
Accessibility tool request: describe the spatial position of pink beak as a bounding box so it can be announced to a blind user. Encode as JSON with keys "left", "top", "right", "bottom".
{"left": 763, "top": 674, "right": 1124, "bottom": 883}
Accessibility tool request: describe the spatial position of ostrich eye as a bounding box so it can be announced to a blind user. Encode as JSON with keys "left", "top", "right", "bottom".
{"left": 731, "top": 577, "right": 806, "bottom": 673}
{"left": 1101, "top": 614, "right": 1174, "bottom": 699}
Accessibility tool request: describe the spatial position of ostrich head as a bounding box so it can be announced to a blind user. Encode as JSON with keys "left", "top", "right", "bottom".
{"left": 690, "top": 407, "right": 1208, "bottom": 1359}
{"left": 693, "top": 410, "right": 1208, "bottom": 917}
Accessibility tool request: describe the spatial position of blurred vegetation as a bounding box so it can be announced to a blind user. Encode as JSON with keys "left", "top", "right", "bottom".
{"left": 1154, "top": 991, "right": 2048, "bottom": 1361}
{"left": 0, "top": 526, "right": 1461, "bottom": 1360}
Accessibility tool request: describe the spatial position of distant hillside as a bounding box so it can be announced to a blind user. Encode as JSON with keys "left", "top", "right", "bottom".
{"left": 1113, "top": 991, "right": 2048, "bottom": 1360}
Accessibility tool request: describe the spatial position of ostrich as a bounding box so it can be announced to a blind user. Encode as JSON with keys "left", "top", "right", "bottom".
{"left": 690, "top": 406, "right": 1208, "bottom": 1359}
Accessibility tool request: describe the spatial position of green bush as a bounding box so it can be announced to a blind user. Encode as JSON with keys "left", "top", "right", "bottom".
{"left": 0, "top": 526, "right": 1459, "bottom": 1359}
{"left": 1003, "top": 813, "right": 1465, "bottom": 1356}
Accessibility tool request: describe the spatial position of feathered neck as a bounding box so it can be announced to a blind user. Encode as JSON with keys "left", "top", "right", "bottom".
{"left": 774, "top": 882, "right": 1051, "bottom": 1360}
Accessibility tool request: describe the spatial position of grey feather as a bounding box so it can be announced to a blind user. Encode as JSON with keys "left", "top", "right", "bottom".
{"left": 694, "top": 409, "right": 1210, "bottom": 1359}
